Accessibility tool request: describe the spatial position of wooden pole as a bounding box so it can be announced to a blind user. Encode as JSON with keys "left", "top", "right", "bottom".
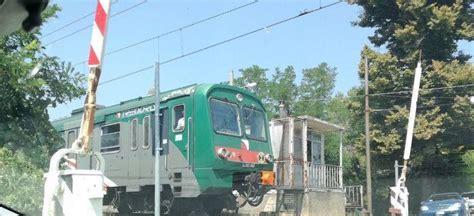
{"left": 364, "top": 56, "right": 373, "bottom": 215}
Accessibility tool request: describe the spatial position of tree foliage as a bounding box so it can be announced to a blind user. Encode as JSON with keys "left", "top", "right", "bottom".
{"left": 0, "top": 6, "right": 85, "bottom": 168}
{"left": 348, "top": 48, "right": 473, "bottom": 173}
{"left": 234, "top": 63, "right": 359, "bottom": 177}
{"left": 354, "top": 0, "right": 473, "bottom": 63}
{"left": 350, "top": 1, "right": 473, "bottom": 213}
{"left": 0, "top": 5, "right": 85, "bottom": 215}
{"left": 268, "top": 66, "right": 298, "bottom": 116}
{"left": 0, "top": 148, "right": 44, "bottom": 215}
{"left": 295, "top": 63, "right": 337, "bottom": 118}
{"left": 235, "top": 63, "right": 340, "bottom": 120}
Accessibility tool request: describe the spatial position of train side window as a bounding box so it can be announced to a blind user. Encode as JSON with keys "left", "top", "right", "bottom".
{"left": 131, "top": 118, "right": 138, "bottom": 150}
{"left": 143, "top": 116, "right": 150, "bottom": 149}
{"left": 67, "top": 131, "right": 76, "bottom": 148}
{"left": 100, "top": 123, "right": 120, "bottom": 153}
{"left": 173, "top": 105, "right": 185, "bottom": 132}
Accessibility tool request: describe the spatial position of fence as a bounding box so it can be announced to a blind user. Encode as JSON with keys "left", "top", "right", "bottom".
{"left": 344, "top": 185, "right": 364, "bottom": 208}
{"left": 306, "top": 163, "right": 342, "bottom": 190}
{"left": 274, "top": 161, "right": 343, "bottom": 190}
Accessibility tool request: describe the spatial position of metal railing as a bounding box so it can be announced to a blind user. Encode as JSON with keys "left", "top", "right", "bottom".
{"left": 344, "top": 185, "right": 364, "bottom": 208}
{"left": 306, "top": 163, "right": 342, "bottom": 190}
{"left": 274, "top": 161, "right": 343, "bottom": 190}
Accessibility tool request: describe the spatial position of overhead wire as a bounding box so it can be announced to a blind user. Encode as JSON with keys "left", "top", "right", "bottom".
{"left": 371, "top": 103, "right": 459, "bottom": 112}
{"left": 43, "top": 0, "right": 147, "bottom": 47}
{"left": 72, "top": 0, "right": 259, "bottom": 66}
{"left": 41, "top": 11, "right": 95, "bottom": 39}
{"left": 369, "top": 84, "right": 474, "bottom": 96}
{"left": 99, "top": 0, "right": 343, "bottom": 85}
{"left": 41, "top": 0, "right": 119, "bottom": 39}
{"left": 284, "top": 84, "right": 474, "bottom": 103}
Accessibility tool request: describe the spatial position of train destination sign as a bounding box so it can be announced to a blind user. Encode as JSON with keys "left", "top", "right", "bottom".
{"left": 115, "top": 104, "right": 155, "bottom": 119}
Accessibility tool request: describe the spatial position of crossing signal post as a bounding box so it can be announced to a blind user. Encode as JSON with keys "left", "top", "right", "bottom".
{"left": 389, "top": 59, "right": 423, "bottom": 216}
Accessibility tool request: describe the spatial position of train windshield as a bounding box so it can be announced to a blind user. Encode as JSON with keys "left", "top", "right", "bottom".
{"left": 210, "top": 98, "right": 242, "bottom": 136}
{"left": 243, "top": 107, "right": 267, "bottom": 141}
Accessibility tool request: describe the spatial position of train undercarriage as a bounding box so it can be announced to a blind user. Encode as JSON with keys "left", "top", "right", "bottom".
{"left": 103, "top": 172, "right": 272, "bottom": 215}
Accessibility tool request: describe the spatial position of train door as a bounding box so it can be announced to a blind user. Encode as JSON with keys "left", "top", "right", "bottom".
{"left": 128, "top": 118, "right": 140, "bottom": 179}
{"left": 138, "top": 114, "right": 153, "bottom": 180}
{"left": 138, "top": 108, "right": 169, "bottom": 181}
{"left": 168, "top": 98, "right": 192, "bottom": 169}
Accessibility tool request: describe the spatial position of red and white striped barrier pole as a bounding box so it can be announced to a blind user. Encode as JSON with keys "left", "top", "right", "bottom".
{"left": 79, "top": 0, "right": 111, "bottom": 152}
{"left": 88, "top": 0, "right": 111, "bottom": 68}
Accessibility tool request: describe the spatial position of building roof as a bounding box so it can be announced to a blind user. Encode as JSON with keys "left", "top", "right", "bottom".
{"left": 300, "top": 115, "right": 344, "bottom": 132}
{"left": 272, "top": 115, "right": 344, "bottom": 132}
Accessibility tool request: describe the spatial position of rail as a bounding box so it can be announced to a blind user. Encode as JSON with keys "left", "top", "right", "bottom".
{"left": 306, "top": 163, "right": 342, "bottom": 190}
{"left": 344, "top": 185, "right": 364, "bottom": 208}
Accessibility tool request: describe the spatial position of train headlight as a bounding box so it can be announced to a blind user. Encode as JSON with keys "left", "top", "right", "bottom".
{"left": 264, "top": 154, "right": 274, "bottom": 163}
{"left": 217, "top": 148, "right": 231, "bottom": 159}
{"left": 420, "top": 205, "right": 429, "bottom": 211}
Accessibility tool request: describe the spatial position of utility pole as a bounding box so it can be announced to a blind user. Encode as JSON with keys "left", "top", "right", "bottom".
{"left": 364, "top": 56, "right": 373, "bottom": 216}
{"left": 154, "top": 62, "right": 161, "bottom": 216}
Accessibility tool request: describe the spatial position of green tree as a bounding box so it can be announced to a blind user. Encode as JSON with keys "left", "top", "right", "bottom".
{"left": 0, "top": 5, "right": 85, "bottom": 168}
{"left": 354, "top": 0, "right": 473, "bottom": 63}
{"left": 268, "top": 66, "right": 298, "bottom": 117}
{"left": 0, "top": 5, "right": 86, "bottom": 214}
{"left": 348, "top": 47, "right": 473, "bottom": 174}
{"left": 463, "top": 151, "right": 474, "bottom": 189}
{"left": 235, "top": 65, "right": 272, "bottom": 114}
{"left": 0, "top": 148, "right": 44, "bottom": 215}
{"left": 294, "top": 63, "right": 337, "bottom": 118}
{"left": 350, "top": 0, "right": 473, "bottom": 213}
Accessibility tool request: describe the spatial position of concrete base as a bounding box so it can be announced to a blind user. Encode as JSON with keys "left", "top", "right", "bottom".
{"left": 239, "top": 190, "right": 345, "bottom": 216}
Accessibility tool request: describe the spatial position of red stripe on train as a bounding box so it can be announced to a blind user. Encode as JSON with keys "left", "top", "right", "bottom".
{"left": 214, "top": 146, "right": 260, "bottom": 163}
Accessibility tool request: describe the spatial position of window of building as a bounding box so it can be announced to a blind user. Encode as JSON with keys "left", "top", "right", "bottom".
{"left": 243, "top": 107, "right": 267, "bottom": 141}
{"left": 143, "top": 116, "right": 150, "bottom": 149}
{"left": 209, "top": 98, "right": 241, "bottom": 136}
{"left": 173, "top": 105, "right": 185, "bottom": 132}
{"left": 100, "top": 123, "right": 120, "bottom": 153}
{"left": 309, "top": 133, "right": 322, "bottom": 164}
{"left": 131, "top": 118, "right": 138, "bottom": 150}
{"left": 67, "top": 130, "right": 76, "bottom": 148}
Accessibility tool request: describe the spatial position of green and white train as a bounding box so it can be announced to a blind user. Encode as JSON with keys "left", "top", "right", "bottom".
{"left": 52, "top": 84, "right": 275, "bottom": 214}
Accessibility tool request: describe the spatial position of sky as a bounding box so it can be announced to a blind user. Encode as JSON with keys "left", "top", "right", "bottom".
{"left": 43, "top": 0, "right": 472, "bottom": 120}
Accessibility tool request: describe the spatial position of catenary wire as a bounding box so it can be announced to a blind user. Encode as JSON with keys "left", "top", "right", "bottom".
{"left": 72, "top": 0, "right": 259, "bottom": 66}
{"left": 41, "top": 0, "right": 119, "bottom": 39}
{"left": 43, "top": 0, "right": 147, "bottom": 47}
{"left": 286, "top": 84, "right": 474, "bottom": 103}
{"left": 99, "top": 1, "right": 343, "bottom": 85}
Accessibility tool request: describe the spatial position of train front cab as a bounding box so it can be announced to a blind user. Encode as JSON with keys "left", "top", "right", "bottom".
{"left": 192, "top": 85, "right": 274, "bottom": 205}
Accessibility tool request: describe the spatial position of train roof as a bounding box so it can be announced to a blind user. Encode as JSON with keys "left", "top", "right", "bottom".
{"left": 51, "top": 83, "right": 261, "bottom": 130}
